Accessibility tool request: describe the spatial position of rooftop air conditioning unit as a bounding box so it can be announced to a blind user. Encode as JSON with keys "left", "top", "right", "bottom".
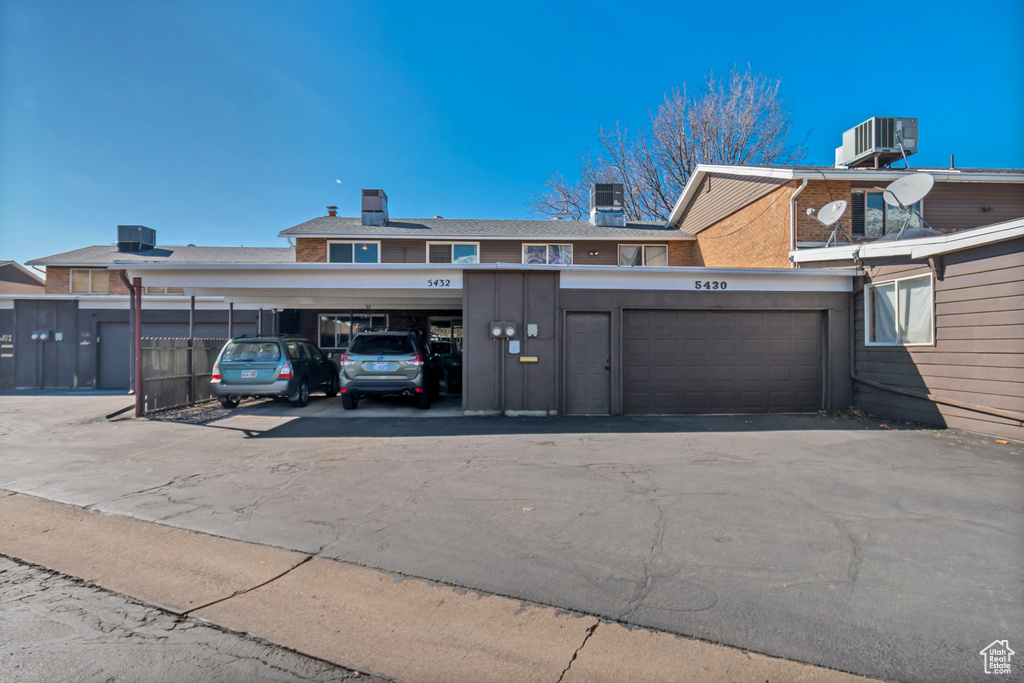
{"left": 116, "top": 225, "right": 156, "bottom": 253}
{"left": 838, "top": 117, "right": 918, "bottom": 168}
{"left": 360, "top": 189, "right": 388, "bottom": 226}
{"left": 591, "top": 183, "right": 623, "bottom": 210}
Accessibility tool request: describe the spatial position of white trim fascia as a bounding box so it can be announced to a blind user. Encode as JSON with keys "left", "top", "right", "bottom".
{"left": 792, "top": 216, "right": 1024, "bottom": 263}
{"left": 561, "top": 267, "right": 855, "bottom": 292}
{"left": 280, "top": 232, "right": 695, "bottom": 241}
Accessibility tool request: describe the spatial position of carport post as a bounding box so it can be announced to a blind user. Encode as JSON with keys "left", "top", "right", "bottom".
{"left": 227, "top": 302, "right": 234, "bottom": 339}
{"left": 258, "top": 309, "right": 263, "bottom": 335}
{"left": 133, "top": 278, "right": 143, "bottom": 418}
{"left": 187, "top": 295, "right": 195, "bottom": 406}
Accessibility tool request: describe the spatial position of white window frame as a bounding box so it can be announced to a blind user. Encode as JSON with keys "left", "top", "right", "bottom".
{"left": 618, "top": 244, "right": 669, "bottom": 267}
{"left": 326, "top": 240, "right": 382, "bottom": 264}
{"left": 425, "top": 241, "right": 480, "bottom": 264}
{"left": 70, "top": 268, "right": 110, "bottom": 294}
{"left": 864, "top": 273, "right": 934, "bottom": 347}
{"left": 522, "top": 243, "right": 573, "bottom": 265}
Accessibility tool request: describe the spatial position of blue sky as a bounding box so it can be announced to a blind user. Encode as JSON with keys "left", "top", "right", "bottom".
{"left": 1, "top": 0, "right": 1022, "bottom": 266}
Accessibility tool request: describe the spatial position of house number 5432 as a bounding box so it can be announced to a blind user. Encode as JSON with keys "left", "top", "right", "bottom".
{"left": 427, "top": 279, "right": 451, "bottom": 287}
{"left": 695, "top": 280, "right": 728, "bottom": 290}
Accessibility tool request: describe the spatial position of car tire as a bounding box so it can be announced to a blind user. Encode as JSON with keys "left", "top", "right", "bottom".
{"left": 416, "top": 393, "right": 431, "bottom": 410}
{"left": 290, "top": 380, "right": 309, "bottom": 408}
{"left": 341, "top": 393, "right": 356, "bottom": 410}
{"left": 325, "top": 375, "right": 339, "bottom": 398}
{"left": 220, "top": 397, "right": 240, "bottom": 409}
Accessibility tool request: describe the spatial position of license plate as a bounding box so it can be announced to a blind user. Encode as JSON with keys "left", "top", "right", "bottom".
{"left": 372, "top": 362, "right": 389, "bottom": 371}
{"left": 241, "top": 370, "right": 257, "bottom": 378}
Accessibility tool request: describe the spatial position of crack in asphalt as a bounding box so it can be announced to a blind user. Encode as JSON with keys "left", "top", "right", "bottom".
{"left": 182, "top": 554, "right": 315, "bottom": 617}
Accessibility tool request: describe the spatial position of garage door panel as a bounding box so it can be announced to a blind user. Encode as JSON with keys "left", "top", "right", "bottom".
{"left": 623, "top": 309, "right": 821, "bottom": 414}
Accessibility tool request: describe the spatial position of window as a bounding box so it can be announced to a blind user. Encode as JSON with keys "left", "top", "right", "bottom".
{"left": 70, "top": 269, "right": 109, "bottom": 294}
{"left": 619, "top": 244, "right": 668, "bottom": 266}
{"left": 427, "top": 242, "right": 479, "bottom": 264}
{"left": 851, "top": 191, "right": 922, "bottom": 238}
{"left": 523, "top": 244, "right": 572, "bottom": 265}
{"left": 319, "top": 312, "right": 387, "bottom": 349}
{"left": 145, "top": 286, "right": 185, "bottom": 295}
{"left": 328, "top": 241, "right": 380, "bottom": 263}
{"left": 866, "top": 274, "right": 933, "bottom": 345}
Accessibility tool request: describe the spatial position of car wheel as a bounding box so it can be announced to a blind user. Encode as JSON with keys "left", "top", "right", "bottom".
{"left": 341, "top": 393, "right": 356, "bottom": 410}
{"left": 220, "top": 397, "right": 240, "bottom": 409}
{"left": 290, "top": 380, "right": 309, "bottom": 408}
{"left": 416, "top": 393, "right": 431, "bottom": 410}
{"left": 325, "top": 375, "right": 339, "bottom": 398}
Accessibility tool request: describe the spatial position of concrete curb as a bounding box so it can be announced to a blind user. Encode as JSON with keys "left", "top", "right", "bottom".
{"left": 0, "top": 490, "right": 883, "bottom": 682}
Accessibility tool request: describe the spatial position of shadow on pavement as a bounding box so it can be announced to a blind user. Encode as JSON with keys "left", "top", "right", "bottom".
{"left": 225, "top": 412, "right": 928, "bottom": 439}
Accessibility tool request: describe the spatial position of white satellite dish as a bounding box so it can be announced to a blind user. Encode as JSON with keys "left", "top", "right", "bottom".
{"left": 881, "top": 173, "right": 934, "bottom": 239}
{"left": 883, "top": 173, "right": 934, "bottom": 209}
{"left": 811, "top": 200, "right": 851, "bottom": 246}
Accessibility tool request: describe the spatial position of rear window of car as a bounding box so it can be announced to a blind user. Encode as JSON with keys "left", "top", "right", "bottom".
{"left": 347, "top": 335, "right": 415, "bottom": 355}
{"left": 222, "top": 341, "right": 282, "bottom": 362}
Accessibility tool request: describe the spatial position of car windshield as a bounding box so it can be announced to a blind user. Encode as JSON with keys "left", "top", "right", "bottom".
{"left": 348, "top": 335, "right": 415, "bottom": 355}
{"left": 222, "top": 341, "right": 281, "bottom": 362}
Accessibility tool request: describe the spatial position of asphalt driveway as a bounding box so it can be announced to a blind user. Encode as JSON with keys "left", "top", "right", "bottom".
{"left": 1, "top": 395, "right": 1021, "bottom": 682}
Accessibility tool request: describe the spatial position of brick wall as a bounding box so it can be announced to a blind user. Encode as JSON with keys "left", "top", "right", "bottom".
{"left": 109, "top": 270, "right": 130, "bottom": 295}
{"left": 694, "top": 184, "right": 795, "bottom": 268}
{"left": 45, "top": 267, "right": 70, "bottom": 294}
{"left": 667, "top": 241, "right": 696, "bottom": 266}
{"left": 794, "top": 180, "right": 853, "bottom": 243}
{"left": 295, "top": 238, "right": 327, "bottom": 262}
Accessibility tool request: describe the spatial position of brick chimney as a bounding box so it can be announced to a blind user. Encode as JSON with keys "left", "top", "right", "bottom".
{"left": 327, "top": 206, "right": 338, "bottom": 217}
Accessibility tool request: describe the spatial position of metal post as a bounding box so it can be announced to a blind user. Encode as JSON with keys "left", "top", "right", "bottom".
{"left": 187, "top": 295, "right": 195, "bottom": 406}
{"left": 227, "top": 302, "right": 234, "bottom": 339}
{"left": 119, "top": 270, "right": 136, "bottom": 393}
{"left": 134, "top": 278, "right": 143, "bottom": 417}
{"left": 258, "top": 309, "right": 263, "bottom": 335}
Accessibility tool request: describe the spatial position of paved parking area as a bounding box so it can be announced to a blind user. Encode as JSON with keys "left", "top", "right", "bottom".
{"left": 1, "top": 394, "right": 1021, "bottom": 682}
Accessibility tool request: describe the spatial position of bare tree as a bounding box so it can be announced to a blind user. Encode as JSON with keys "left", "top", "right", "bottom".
{"left": 528, "top": 66, "right": 807, "bottom": 222}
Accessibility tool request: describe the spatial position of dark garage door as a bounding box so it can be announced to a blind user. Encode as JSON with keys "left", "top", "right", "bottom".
{"left": 623, "top": 310, "right": 822, "bottom": 414}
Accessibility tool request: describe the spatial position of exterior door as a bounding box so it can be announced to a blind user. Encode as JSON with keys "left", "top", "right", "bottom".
{"left": 97, "top": 322, "right": 131, "bottom": 390}
{"left": 566, "top": 313, "right": 610, "bottom": 415}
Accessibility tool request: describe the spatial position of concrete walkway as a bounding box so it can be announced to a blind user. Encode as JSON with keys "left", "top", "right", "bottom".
{"left": 0, "top": 491, "right": 876, "bottom": 683}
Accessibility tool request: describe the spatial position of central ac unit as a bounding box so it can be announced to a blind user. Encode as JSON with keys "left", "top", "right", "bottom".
{"left": 839, "top": 117, "right": 918, "bottom": 168}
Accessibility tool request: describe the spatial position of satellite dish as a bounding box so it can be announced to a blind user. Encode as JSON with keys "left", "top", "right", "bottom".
{"left": 882, "top": 173, "right": 934, "bottom": 209}
{"left": 881, "top": 173, "right": 935, "bottom": 240}
{"left": 811, "top": 200, "right": 852, "bottom": 246}
{"left": 817, "top": 200, "right": 848, "bottom": 227}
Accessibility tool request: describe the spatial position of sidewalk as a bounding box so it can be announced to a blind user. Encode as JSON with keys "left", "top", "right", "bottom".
{"left": 0, "top": 490, "right": 878, "bottom": 683}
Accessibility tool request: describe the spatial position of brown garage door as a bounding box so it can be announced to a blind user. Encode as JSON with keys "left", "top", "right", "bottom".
{"left": 623, "top": 310, "right": 822, "bottom": 414}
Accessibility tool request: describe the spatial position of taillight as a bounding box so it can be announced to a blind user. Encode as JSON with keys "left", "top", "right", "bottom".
{"left": 340, "top": 353, "right": 356, "bottom": 366}
{"left": 211, "top": 362, "right": 221, "bottom": 381}
{"left": 407, "top": 354, "right": 423, "bottom": 367}
{"left": 279, "top": 361, "right": 293, "bottom": 379}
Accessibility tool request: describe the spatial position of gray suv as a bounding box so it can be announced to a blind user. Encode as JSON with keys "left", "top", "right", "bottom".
{"left": 211, "top": 335, "right": 339, "bottom": 408}
{"left": 339, "top": 331, "right": 438, "bottom": 410}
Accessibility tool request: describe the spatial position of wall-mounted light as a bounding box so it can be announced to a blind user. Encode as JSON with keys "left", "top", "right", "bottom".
{"left": 588, "top": 250, "right": 600, "bottom": 256}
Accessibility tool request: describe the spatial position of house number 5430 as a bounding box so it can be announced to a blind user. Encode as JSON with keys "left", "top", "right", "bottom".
{"left": 695, "top": 280, "right": 728, "bottom": 290}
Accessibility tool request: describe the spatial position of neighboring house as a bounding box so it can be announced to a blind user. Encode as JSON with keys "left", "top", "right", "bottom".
{"left": 0, "top": 261, "right": 46, "bottom": 295}
{"left": 791, "top": 218, "right": 1024, "bottom": 441}
{"left": 665, "top": 165, "right": 1024, "bottom": 268}
{"left": 0, "top": 230, "right": 289, "bottom": 390}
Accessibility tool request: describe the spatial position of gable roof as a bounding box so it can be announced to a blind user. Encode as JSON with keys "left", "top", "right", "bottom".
{"left": 0, "top": 260, "right": 46, "bottom": 285}
{"left": 279, "top": 216, "right": 692, "bottom": 241}
{"left": 667, "top": 164, "right": 1024, "bottom": 231}
{"left": 26, "top": 245, "right": 294, "bottom": 267}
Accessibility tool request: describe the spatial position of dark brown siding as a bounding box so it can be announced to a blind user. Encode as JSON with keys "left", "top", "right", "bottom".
{"left": 853, "top": 237, "right": 1024, "bottom": 439}
{"left": 848, "top": 181, "right": 1024, "bottom": 233}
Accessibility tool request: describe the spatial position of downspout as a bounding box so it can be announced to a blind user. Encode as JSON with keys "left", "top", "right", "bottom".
{"left": 789, "top": 178, "right": 809, "bottom": 266}
{"left": 118, "top": 269, "right": 136, "bottom": 393}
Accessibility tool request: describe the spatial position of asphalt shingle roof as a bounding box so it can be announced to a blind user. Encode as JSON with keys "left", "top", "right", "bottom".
{"left": 26, "top": 245, "right": 294, "bottom": 267}
{"left": 278, "top": 216, "right": 688, "bottom": 239}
